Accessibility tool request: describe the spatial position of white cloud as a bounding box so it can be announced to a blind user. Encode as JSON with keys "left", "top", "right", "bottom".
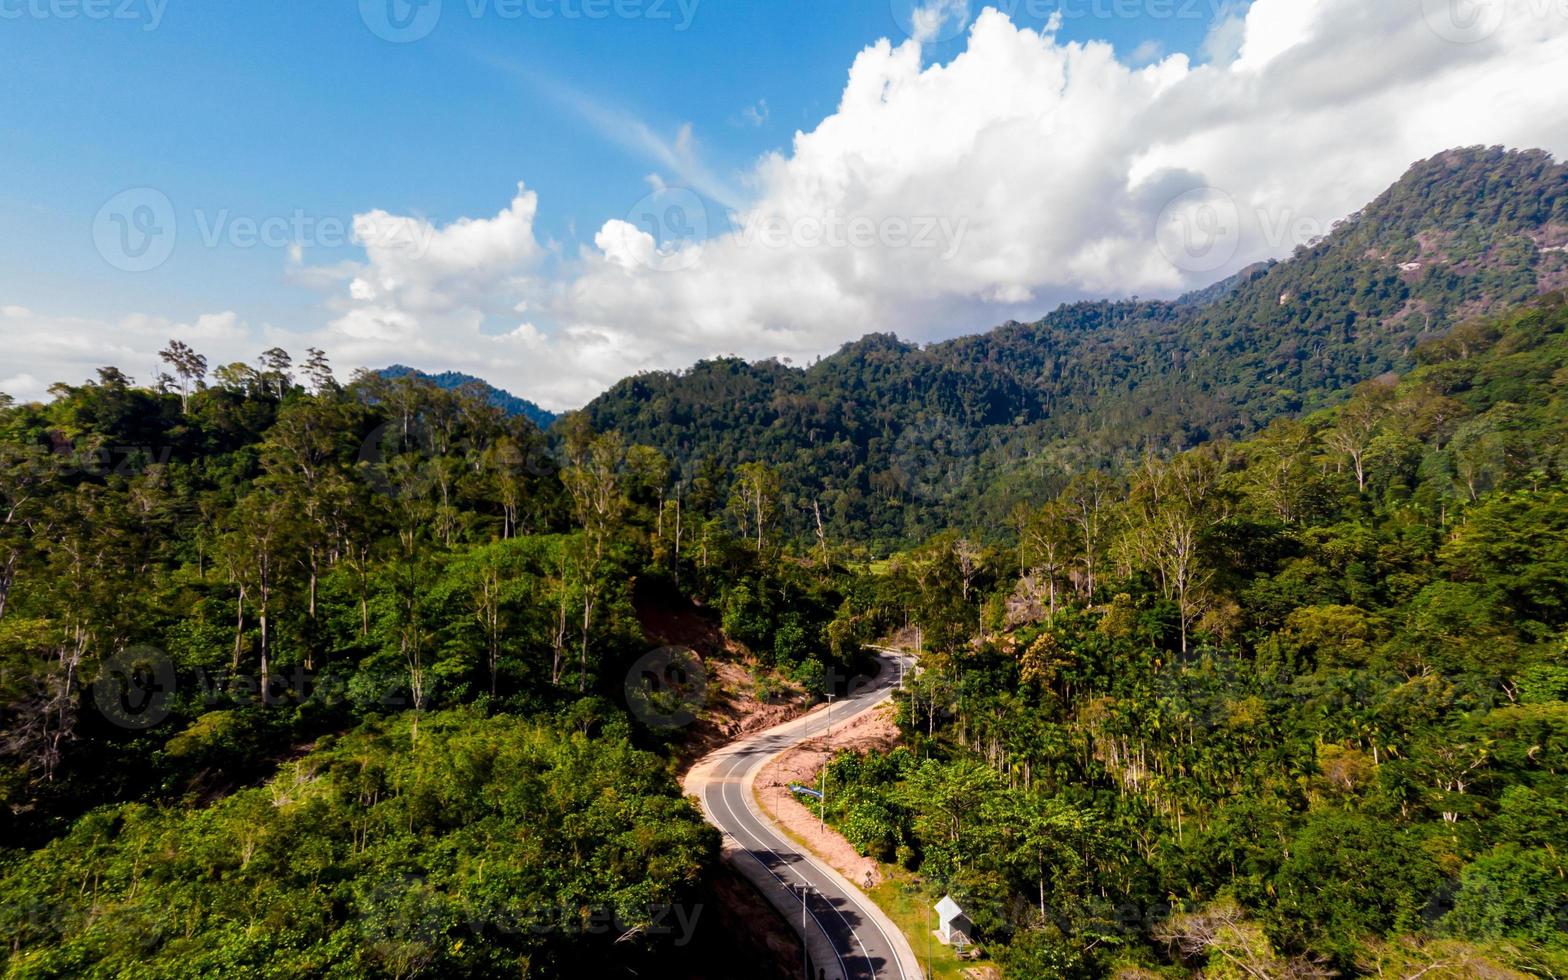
{"left": 1128, "top": 39, "right": 1166, "bottom": 66}
{"left": 0, "top": 306, "right": 253, "bottom": 402}
{"left": 519, "top": 0, "right": 1568, "bottom": 406}
{"left": 343, "top": 182, "right": 542, "bottom": 314}
{"left": 8, "top": 0, "right": 1568, "bottom": 413}
{"left": 909, "top": 0, "right": 972, "bottom": 44}
{"left": 1200, "top": 2, "right": 1251, "bottom": 66}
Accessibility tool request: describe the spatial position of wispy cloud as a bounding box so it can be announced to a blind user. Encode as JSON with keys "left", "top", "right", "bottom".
{"left": 517, "top": 67, "right": 744, "bottom": 211}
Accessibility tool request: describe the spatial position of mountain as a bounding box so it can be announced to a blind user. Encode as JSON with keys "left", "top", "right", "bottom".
{"left": 376, "top": 365, "right": 557, "bottom": 430}
{"left": 583, "top": 147, "right": 1568, "bottom": 548}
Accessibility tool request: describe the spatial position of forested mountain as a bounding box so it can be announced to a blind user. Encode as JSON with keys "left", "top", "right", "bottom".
{"left": 377, "top": 365, "right": 557, "bottom": 430}
{"left": 3, "top": 149, "right": 1566, "bottom": 980}
{"left": 845, "top": 290, "right": 1568, "bottom": 976}
{"left": 584, "top": 147, "right": 1568, "bottom": 548}
{"left": 0, "top": 360, "right": 867, "bottom": 976}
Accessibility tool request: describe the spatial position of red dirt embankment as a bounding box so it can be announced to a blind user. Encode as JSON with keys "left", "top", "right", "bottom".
{"left": 637, "top": 597, "right": 815, "bottom": 771}
{"left": 754, "top": 700, "right": 901, "bottom": 890}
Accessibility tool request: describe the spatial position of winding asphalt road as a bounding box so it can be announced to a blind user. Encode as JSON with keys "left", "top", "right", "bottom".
{"left": 684, "top": 651, "right": 923, "bottom": 980}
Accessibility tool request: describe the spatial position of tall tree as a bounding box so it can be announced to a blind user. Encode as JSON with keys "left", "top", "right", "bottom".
{"left": 158, "top": 340, "right": 208, "bottom": 414}
{"left": 1325, "top": 381, "right": 1394, "bottom": 492}
{"left": 1063, "top": 471, "right": 1116, "bottom": 599}
{"left": 729, "top": 462, "right": 781, "bottom": 553}
{"left": 559, "top": 420, "right": 628, "bottom": 692}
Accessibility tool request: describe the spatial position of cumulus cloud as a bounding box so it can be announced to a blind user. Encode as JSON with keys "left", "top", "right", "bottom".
{"left": 343, "top": 182, "right": 543, "bottom": 314}
{"left": 8, "top": 0, "right": 1568, "bottom": 411}
{"left": 504, "top": 0, "right": 1567, "bottom": 405}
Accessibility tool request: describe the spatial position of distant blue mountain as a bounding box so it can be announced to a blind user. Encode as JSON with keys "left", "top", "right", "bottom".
{"left": 376, "top": 366, "right": 557, "bottom": 430}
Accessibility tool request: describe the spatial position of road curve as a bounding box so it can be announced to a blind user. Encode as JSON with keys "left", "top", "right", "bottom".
{"left": 684, "top": 651, "right": 924, "bottom": 980}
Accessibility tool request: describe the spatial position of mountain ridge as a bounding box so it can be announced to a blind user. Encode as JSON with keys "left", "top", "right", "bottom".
{"left": 579, "top": 146, "right": 1568, "bottom": 546}
{"left": 374, "top": 364, "right": 557, "bottom": 430}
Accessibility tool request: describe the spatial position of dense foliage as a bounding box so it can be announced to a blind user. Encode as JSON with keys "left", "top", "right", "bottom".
{"left": 0, "top": 351, "right": 863, "bottom": 976}
{"left": 0, "top": 711, "right": 713, "bottom": 977}
{"left": 4, "top": 149, "right": 1566, "bottom": 979}
{"left": 585, "top": 148, "right": 1568, "bottom": 548}
{"left": 375, "top": 365, "right": 557, "bottom": 430}
{"left": 823, "top": 293, "right": 1568, "bottom": 976}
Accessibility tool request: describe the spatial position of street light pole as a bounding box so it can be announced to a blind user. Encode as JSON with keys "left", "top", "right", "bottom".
{"left": 821, "top": 693, "right": 834, "bottom": 834}
{"left": 800, "top": 884, "right": 810, "bottom": 980}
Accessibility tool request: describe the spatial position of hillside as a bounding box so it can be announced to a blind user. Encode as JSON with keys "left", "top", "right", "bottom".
{"left": 377, "top": 364, "right": 557, "bottom": 430}
{"left": 3, "top": 155, "right": 1566, "bottom": 980}
{"left": 583, "top": 147, "right": 1568, "bottom": 548}
{"left": 826, "top": 289, "right": 1568, "bottom": 976}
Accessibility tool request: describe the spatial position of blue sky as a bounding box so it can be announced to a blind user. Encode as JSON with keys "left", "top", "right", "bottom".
{"left": 3, "top": 0, "right": 1564, "bottom": 407}
{"left": 0, "top": 0, "right": 1221, "bottom": 324}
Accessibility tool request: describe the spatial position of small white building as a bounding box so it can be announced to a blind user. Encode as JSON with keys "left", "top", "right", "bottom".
{"left": 935, "top": 895, "right": 971, "bottom": 946}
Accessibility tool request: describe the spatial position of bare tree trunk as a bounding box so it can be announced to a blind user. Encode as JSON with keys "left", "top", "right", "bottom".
{"left": 259, "top": 607, "right": 271, "bottom": 704}
{"left": 0, "top": 549, "right": 16, "bottom": 621}
{"left": 672, "top": 494, "right": 683, "bottom": 589}
{"left": 231, "top": 587, "right": 246, "bottom": 672}
{"left": 306, "top": 553, "right": 319, "bottom": 671}
{"left": 552, "top": 586, "right": 568, "bottom": 686}
{"left": 813, "top": 498, "right": 829, "bottom": 568}
{"left": 578, "top": 590, "right": 595, "bottom": 693}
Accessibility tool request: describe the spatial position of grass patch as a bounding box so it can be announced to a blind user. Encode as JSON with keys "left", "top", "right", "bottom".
{"left": 868, "top": 867, "right": 978, "bottom": 980}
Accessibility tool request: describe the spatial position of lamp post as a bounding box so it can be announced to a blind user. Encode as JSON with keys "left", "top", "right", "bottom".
{"left": 819, "top": 762, "right": 826, "bottom": 834}
{"left": 821, "top": 693, "right": 834, "bottom": 833}
{"left": 799, "top": 884, "right": 811, "bottom": 980}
